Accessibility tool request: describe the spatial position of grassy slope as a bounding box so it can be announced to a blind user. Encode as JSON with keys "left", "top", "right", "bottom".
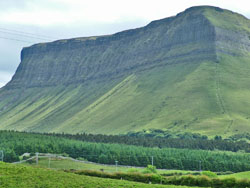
{"left": 0, "top": 8, "right": 250, "bottom": 136}
{"left": 0, "top": 162, "right": 197, "bottom": 188}
{"left": 0, "top": 59, "right": 220, "bottom": 135}
{"left": 187, "top": 54, "right": 250, "bottom": 136}
{"left": 219, "top": 171, "right": 250, "bottom": 180}
{"left": 23, "top": 157, "right": 192, "bottom": 174}
{"left": 204, "top": 7, "right": 250, "bottom": 33}
{"left": 23, "top": 158, "right": 250, "bottom": 180}
{"left": 0, "top": 78, "right": 123, "bottom": 132}
{"left": 1, "top": 54, "right": 250, "bottom": 136}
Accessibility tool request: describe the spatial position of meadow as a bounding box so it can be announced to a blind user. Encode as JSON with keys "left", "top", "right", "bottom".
{"left": 0, "top": 162, "right": 198, "bottom": 188}
{"left": 23, "top": 157, "right": 193, "bottom": 174}
{"left": 24, "top": 157, "right": 250, "bottom": 181}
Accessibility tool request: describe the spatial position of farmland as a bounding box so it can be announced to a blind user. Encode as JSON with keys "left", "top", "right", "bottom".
{"left": 0, "top": 162, "right": 196, "bottom": 188}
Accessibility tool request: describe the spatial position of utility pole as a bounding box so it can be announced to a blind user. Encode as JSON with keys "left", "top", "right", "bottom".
{"left": 0, "top": 150, "right": 3, "bottom": 162}
{"left": 115, "top": 160, "right": 118, "bottom": 172}
{"left": 151, "top": 156, "right": 154, "bottom": 166}
{"left": 199, "top": 161, "right": 202, "bottom": 172}
{"left": 36, "top": 152, "right": 39, "bottom": 165}
{"left": 48, "top": 156, "right": 51, "bottom": 168}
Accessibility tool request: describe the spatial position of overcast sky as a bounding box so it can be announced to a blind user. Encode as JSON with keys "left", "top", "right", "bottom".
{"left": 0, "top": 0, "right": 250, "bottom": 88}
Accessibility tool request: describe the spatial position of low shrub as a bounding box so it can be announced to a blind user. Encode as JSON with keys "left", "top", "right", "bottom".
{"left": 161, "top": 172, "right": 183, "bottom": 176}
{"left": 67, "top": 169, "right": 250, "bottom": 188}
{"left": 162, "top": 172, "right": 201, "bottom": 177}
{"left": 76, "top": 157, "right": 88, "bottom": 161}
{"left": 196, "top": 175, "right": 212, "bottom": 187}
{"left": 236, "top": 178, "right": 250, "bottom": 188}
{"left": 211, "top": 178, "right": 223, "bottom": 188}
{"left": 127, "top": 168, "right": 139, "bottom": 173}
{"left": 180, "top": 175, "right": 197, "bottom": 186}
{"left": 201, "top": 171, "right": 218, "bottom": 178}
{"left": 221, "top": 177, "right": 237, "bottom": 187}
{"left": 216, "top": 171, "right": 233, "bottom": 175}
{"left": 142, "top": 165, "right": 157, "bottom": 174}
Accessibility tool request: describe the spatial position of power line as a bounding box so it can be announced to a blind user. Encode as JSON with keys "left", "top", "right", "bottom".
{"left": 0, "top": 30, "right": 52, "bottom": 41}
{"left": 0, "top": 27, "right": 56, "bottom": 40}
{"left": 0, "top": 36, "right": 36, "bottom": 43}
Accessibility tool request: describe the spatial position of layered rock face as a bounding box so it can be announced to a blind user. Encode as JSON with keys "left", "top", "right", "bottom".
{"left": 7, "top": 6, "right": 217, "bottom": 89}
{"left": 1, "top": 6, "right": 250, "bottom": 135}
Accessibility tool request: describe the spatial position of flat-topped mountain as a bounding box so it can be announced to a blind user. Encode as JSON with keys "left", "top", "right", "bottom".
{"left": 1, "top": 6, "right": 250, "bottom": 136}
{"left": 6, "top": 6, "right": 218, "bottom": 89}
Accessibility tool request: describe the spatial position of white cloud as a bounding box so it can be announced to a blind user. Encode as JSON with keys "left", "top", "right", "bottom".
{"left": 0, "top": 71, "right": 13, "bottom": 88}
{"left": 0, "top": 0, "right": 249, "bottom": 26}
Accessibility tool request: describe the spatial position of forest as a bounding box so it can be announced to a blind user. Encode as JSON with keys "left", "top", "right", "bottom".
{"left": 0, "top": 130, "right": 250, "bottom": 172}
{"left": 43, "top": 131, "right": 250, "bottom": 153}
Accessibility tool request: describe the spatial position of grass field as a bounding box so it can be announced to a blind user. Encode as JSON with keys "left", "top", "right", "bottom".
{"left": 0, "top": 162, "right": 200, "bottom": 188}
{"left": 219, "top": 171, "right": 250, "bottom": 180}
{"left": 23, "top": 157, "right": 192, "bottom": 174}
{"left": 23, "top": 157, "right": 250, "bottom": 181}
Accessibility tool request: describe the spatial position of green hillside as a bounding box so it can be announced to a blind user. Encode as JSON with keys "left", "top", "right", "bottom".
{"left": 0, "top": 162, "right": 195, "bottom": 188}
{"left": 0, "top": 6, "right": 250, "bottom": 136}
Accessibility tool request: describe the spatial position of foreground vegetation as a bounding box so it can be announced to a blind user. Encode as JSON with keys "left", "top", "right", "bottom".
{"left": 219, "top": 171, "right": 250, "bottom": 180}
{"left": 1, "top": 131, "right": 250, "bottom": 172}
{"left": 24, "top": 157, "right": 250, "bottom": 181}
{"left": 23, "top": 157, "right": 250, "bottom": 187}
{"left": 67, "top": 169, "right": 250, "bottom": 188}
{"left": 24, "top": 157, "right": 193, "bottom": 174}
{"left": 0, "top": 162, "right": 195, "bottom": 188}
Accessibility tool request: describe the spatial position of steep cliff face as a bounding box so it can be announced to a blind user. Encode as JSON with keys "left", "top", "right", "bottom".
{"left": 1, "top": 6, "right": 250, "bottom": 136}
{"left": 6, "top": 6, "right": 217, "bottom": 88}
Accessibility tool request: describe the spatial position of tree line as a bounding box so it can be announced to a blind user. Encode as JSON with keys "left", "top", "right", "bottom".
{"left": 0, "top": 130, "right": 250, "bottom": 172}
{"left": 40, "top": 132, "right": 250, "bottom": 153}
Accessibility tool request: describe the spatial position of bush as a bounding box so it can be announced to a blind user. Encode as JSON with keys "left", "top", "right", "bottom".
{"left": 22, "top": 155, "right": 30, "bottom": 160}
{"left": 143, "top": 165, "right": 157, "bottom": 174}
{"left": 162, "top": 172, "right": 183, "bottom": 176}
{"left": 221, "top": 177, "right": 237, "bottom": 187}
{"left": 180, "top": 175, "right": 197, "bottom": 186}
{"left": 122, "top": 172, "right": 151, "bottom": 183}
{"left": 150, "top": 174, "right": 162, "bottom": 183}
{"left": 191, "top": 172, "right": 201, "bottom": 175}
{"left": 27, "top": 159, "right": 35, "bottom": 164}
{"left": 76, "top": 157, "right": 88, "bottom": 161}
{"left": 236, "top": 178, "right": 250, "bottom": 188}
{"left": 211, "top": 178, "right": 223, "bottom": 188}
{"left": 216, "top": 171, "right": 233, "bottom": 175}
{"left": 67, "top": 169, "right": 250, "bottom": 188}
{"left": 201, "top": 171, "right": 218, "bottom": 178}
{"left": 30, "top": 152, "right": 35, "bottom": 157}
{"left": 61, "top": 153, "right": 69, "bottom": 157}
{"left": 127, "top": 168, "right": 139, "bottom": 173}
{"left": 195, "top": 175, "right": 212, "bottom": 187}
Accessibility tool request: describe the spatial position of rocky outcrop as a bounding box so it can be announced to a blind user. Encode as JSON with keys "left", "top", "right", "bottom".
{"left": 6, "top": 6, "right": 219, "bottom": 89}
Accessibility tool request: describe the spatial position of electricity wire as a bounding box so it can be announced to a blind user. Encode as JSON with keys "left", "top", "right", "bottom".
{"left": 0, "top": 36, "right": 36, "bottom": 43}
{"left": 0, "top": 30, "right": 53, "bottom": 41}
{"left": 0, "top": 27, "right": 56, "bottom": 40}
